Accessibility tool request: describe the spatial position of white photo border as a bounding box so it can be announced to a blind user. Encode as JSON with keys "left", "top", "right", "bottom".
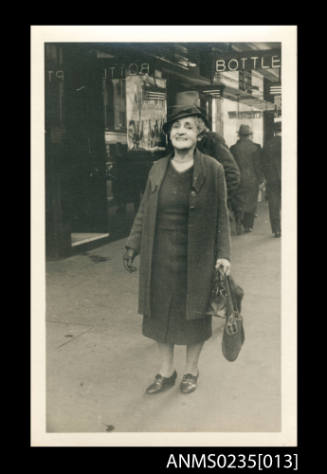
{"left": 31, "top": 24, "right": 297, "bottom": 447}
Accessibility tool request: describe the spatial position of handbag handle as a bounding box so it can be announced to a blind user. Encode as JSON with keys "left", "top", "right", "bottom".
{"left": 224, "top": 275, "right": 238, "bottom": 316}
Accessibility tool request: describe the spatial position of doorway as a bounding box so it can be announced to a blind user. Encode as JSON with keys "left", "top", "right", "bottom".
{"left": 64, "top": 46, "right": 109, "bottom": 247}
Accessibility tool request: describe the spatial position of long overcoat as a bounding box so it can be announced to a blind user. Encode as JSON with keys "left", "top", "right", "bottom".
{"left": 230, "top": 138, "right": 263, "bottom": 214}
{"left": 262, "top": 135, "right": 281, "bottom": 184}
{"left": 126, "top": 149, "right": 231, "bottom": 321}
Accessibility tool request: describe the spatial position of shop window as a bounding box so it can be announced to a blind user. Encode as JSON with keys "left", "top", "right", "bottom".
{"left": 251, "top": 71, "right": 264, "bottom": 98}
{"left": 126, "top": 75, "right": 167, "bottom": 151}
{"left": 239, "top": 70, "right": 251, "bottom": 92}
{"left": 104, "top": 78, "right": 126, "bottom": 132}
{"left": 274, "top": 95, "right": 282, "bottom": 118}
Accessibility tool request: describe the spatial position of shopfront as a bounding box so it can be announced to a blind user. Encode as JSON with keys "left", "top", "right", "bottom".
{"left": 45, "top": 44, "right": 110, "bottom": 258}
{"left": 199, "top": 47, "right": 281, "bottom": 147}
{"left": 101, "top": 55, "right": 168, "bottom": 222}
{"left": 45, "top": 42, "right": 281, "bottom": 259}
{"left": 45, "top": 44, "right": 170, "bottom": 258}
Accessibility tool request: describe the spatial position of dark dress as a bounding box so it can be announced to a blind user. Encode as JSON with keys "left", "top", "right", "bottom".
{"left": 142, "top": 161, "right": 212, "bottom": 345}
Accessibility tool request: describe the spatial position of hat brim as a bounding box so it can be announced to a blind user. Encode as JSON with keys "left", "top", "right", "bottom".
{"left": 163, "top": 111, "right": 209, "bottom": 134}
{"left": 238, "top": 130, "right": 252, "bottom": 136}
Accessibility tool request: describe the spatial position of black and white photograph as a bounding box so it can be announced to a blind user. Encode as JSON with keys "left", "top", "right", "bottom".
{"left": 31, "top": 25, "right": 297, "bottom": 447}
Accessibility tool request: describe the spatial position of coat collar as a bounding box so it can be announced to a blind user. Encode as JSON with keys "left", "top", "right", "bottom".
{"left": 149, "top": 148, "right": 206, "bottom": 193}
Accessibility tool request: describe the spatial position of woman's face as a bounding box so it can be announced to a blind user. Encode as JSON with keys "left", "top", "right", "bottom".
{"left": 169, "top": 116, "right": 198, "bottom": 151}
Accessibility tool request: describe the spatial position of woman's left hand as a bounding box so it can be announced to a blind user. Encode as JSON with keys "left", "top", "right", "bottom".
{"left": 215, "top": 258, "right": 231, "bottom": 276}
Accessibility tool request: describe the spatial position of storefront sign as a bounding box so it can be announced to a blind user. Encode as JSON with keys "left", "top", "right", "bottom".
{"left": 214, "top": 49, "right": 281, "bottom": 73}
{"left": 47, "top": 70, "right": 64, "bottom": 82}
{"left": 104, "top": 62, "right": 152, "bottom": 79}
{"left": 213, "top": 49, "right": 281, "bottom": 73}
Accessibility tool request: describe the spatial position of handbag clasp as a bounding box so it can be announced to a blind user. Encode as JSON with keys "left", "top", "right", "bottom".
{"left": 226, "top": 312, "right": 240, "bottom": 335}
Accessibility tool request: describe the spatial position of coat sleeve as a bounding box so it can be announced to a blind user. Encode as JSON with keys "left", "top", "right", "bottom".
{"left": 199, "top": 134, "right": 240, "bottom": 199}
{"left": 262, "top": 139, "right": 281, "bottom": 182}
{"left": 125, "top": 172, "right": 151, "bottom": 255}
{"left": 261, "top": 144, "right": 270, "bottom": 180}
{"left": 216, "top": 144, "right": 241, "bottom": 198}
{"left": 254, "top": 144, "right": 264, "bottom": 183}
{"left": 216, "top": 165, "right": 231, "bottom": 261}
{"left": 204, "top": 134, "right": 240, "bottom": 199}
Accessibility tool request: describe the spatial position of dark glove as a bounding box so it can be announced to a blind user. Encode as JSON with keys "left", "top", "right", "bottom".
{"left": 123, "top": 248, "right": 137, "bottom": 273}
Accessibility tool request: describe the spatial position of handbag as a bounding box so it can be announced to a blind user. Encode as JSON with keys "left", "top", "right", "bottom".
{"left": 221, "top": 275, "right": 245, "bottom": 362}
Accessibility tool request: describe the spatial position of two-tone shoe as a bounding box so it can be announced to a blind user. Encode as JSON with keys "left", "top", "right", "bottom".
{"left": 180, "top": 372, "right": 199, "bottom": 394}
{"left": 145, "top": 370, "right": 177, "bottom": 394}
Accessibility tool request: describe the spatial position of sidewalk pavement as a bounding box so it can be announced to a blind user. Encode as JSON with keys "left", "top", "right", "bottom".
{"left": 46, "top": 201, "right": 281, "bottom": 433}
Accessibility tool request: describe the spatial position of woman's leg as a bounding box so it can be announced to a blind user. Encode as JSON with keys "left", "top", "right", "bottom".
{"left": 158, "top": 342, "right": 175, "bottom": 377}
{"left": 185, "top": 341, "right": 204, "bottom": 375}
{"left": 180, "top": 341, "right": 204, "bottom": 394}
{"left": 145, "top": 342, "right": 176, "bottom": 394}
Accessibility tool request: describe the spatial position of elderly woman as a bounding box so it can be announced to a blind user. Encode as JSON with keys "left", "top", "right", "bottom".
{"left": 123, "top": 105, "right": 231, "bottom": 395}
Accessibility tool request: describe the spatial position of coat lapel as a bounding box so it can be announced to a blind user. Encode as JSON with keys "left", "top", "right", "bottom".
{"left": 149, "top": 149, "right": 206, "bottom": 194}
{"left": 149, "top": 154, "right": 170, "bottom": 192}
{"left": 192, "top": 149, "right": 206, "bottom": 193}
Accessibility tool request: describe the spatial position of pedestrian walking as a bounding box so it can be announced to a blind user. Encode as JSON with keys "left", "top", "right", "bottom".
{"left": 196, "top": 116, "right": 241, "bottom": 235}
{"left": 230, "top": 125, "right": 264, "bottom": 233}
{"left": 262, "top": 121, "right": 282, "bottom": 238}
{"left": 196, "top": 115, "right": 241, "bottom": 203}
{"left": 123, "top": 105, "right": 231, "bottom": 395}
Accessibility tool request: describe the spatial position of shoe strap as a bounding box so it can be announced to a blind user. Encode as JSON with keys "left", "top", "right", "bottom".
{"left": 182, "top": 372, "right": 198, "bottom": 381}
{"left": 157, "top": 371, "right": 176, "bottom": 381}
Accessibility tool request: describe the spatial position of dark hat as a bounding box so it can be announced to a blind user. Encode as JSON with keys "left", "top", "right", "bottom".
{"left": 162, "top": 105, "right": 209, "bottom": 134}
{"left": 238, "top": 124, "right": 252, "bottom": 136}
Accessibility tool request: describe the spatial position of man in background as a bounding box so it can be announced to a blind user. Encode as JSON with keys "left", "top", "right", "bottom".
{"left": 262, "top": 121, "right": 282, "bottom": 238}
{"left": 230, "top": 125, "right": 264, "bottom": 234}
{"left": 196, "top": 115, "right": 241, "bottom": 210}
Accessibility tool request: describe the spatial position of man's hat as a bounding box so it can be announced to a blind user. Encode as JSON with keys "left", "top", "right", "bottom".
{"left": 162, "top": 105, "right": 209, "bottom": 134}
{"left": 238, "top": 124, "right": 252, "bottom": 136}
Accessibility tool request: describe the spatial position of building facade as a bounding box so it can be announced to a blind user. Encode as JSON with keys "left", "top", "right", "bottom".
{"left": 45, "top": 42, "right": 281, "bottom": 258}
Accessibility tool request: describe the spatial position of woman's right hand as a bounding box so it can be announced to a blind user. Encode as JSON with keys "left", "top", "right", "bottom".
{"left": 215, "top": 258, "right": 231, "bottom": 276}
{"left": 123, "top": 248, "right": 137, "bottom": 273}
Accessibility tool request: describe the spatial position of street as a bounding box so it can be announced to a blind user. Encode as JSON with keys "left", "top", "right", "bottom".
{"left": 46, "top": 200, "right": 280, "bottom": 433}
